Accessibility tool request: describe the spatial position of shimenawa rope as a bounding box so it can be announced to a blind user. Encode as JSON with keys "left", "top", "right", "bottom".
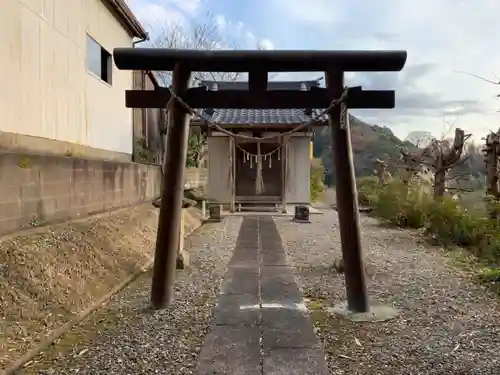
{"left": 164, "top": 85, "right": 349, "bottom": 142}
{"left": 163, "top": 84, "right": 349, "bottom": 194}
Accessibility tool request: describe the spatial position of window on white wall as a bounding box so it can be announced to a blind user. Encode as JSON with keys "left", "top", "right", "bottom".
{"left": 86, "top": 34, "right": 112, "bottom": 85}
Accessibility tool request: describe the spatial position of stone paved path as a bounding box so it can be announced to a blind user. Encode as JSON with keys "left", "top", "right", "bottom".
{"left": 196, "top": 217, "right": 329, "bottom": 375}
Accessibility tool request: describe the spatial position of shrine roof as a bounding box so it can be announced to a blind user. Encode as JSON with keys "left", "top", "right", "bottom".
{"left": 203, "top": 108, "right": 312, "bottom": 125}
{"left": 198, "top": 80, "right": 318, "bottom": 125}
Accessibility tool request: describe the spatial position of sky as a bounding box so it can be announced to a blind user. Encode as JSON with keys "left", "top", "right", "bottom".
{"left": 125, "top": 0, "right": 500, "bottom": 142}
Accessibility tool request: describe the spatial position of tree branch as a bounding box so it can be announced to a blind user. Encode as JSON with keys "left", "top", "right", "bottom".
{"left": 454, "top": 70, "right": 500, "bottom": 85}
{"left": 147, "top": 13, "right": 242, "bottom": 86}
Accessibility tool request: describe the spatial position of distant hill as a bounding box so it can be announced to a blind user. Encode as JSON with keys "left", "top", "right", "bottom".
{"left": 313, "top": 115, "right": 415, "bottom": 184}
{"left": 313, "top": 115, "right": 486, "bottom": 186}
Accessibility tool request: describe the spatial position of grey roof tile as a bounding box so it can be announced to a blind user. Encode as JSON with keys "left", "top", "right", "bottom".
{"left": 207, "top": 109, "right": 311, "bottom": 125}
{"left": 199, "top": 80, "right": 318, "bottom": 125}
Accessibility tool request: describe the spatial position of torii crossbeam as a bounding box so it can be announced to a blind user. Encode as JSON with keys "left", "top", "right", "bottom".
{"left": 113, "top": 48, "right": 407, "bottom": 312}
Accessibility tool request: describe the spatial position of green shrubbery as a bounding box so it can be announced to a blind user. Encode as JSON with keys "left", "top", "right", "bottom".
{"left": 310, "top": 159, "right": 325, "bottom": 202}
{"left": 134, "top": 137, "right": 157, "bottom": 164}
{"left": 357, "top": 177, "right": 500, "bottom": 266}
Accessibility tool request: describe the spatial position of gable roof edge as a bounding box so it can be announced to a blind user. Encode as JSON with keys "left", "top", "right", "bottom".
{"left": 102, "top": 0, "right": 148, "bottom": 39}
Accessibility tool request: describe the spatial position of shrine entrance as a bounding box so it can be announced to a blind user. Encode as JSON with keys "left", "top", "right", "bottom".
{"left": 113, "top": 48, "right": 407, "bottom": 313}
{"left": 235, "top": 141, "right": 283, "bottom": 209}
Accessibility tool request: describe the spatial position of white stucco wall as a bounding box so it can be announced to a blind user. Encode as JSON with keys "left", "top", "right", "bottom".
{"left": 208, "top": 132, "right": 311, "bottom": 204}
{"left": 207, "top": 136, "right": 231, "bottom": 202}
{"left": 285, "top": 136, "right": 311, "bottom": 203}
{"left": 0, "top": 0, "right": 134, "bottom": 154}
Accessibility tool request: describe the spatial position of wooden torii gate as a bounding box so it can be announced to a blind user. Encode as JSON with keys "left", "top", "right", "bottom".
{"left": 113, "top": 48, "right": 408, "bottom": 312}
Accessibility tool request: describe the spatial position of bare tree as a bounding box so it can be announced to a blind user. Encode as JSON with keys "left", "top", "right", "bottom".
{"left": 423, "top": 128, "right": 472, "bottom": 198}
{"left": 398, "top": 127, "right": 472, "bottom": 198}
{"left": 147, "top": 13, "right": 242, "bottom": 86}
{"left": 455, "top": 70, "right": 500, "bottom": 88}
{"left": 454, "top": 70, "right": 500, "bottom": 111}
{"left": 405, "top": 130, "right": 433, "bottom": 148}
{"left": 396, "top": 146, "right": 431, "bottom": 184}
{"left": 374, "top": 159, "right": 391, "bottom": 185}
{"left": 484, "top": 129, "right": 500, "bottom": 198}
{"left": 143, "top": 13, "right": 246, "bottom": 170}
{"left": 144, "top": 13, "right": 278, "bottom": 170}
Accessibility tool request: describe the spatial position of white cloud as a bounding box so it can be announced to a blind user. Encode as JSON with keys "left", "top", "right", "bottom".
{"left": 125, "top": 1, "right": 500, "bottom": 141}
{"left": 128, "top": 1, "right": 186, "bottom": 29}
{"left": 163, "top": 0, "right": 202, "bottom": 15}
{"left": 268, "top": 0, "right": 500, "bottom": 140}
{"left": 277, "top": 0, "right": 346, "bottom": 24}
{"left": 257, "top": 38, "right": 274, "bottom": 50}
{"left": 214, "top": 14, "right": 227, "bottom": 29}
{"left": 127, "top": 0, "right": 204, "bottom": 33}
{"left": 128, "top": 0, "right": 277, "bottom": 51}
{"left": 246, "top": 32, "right": 256, "bottom": 42}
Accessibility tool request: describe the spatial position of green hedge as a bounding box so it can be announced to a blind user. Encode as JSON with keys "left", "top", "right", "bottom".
{"left": 357, "top": 177, "right": 500, "bottom": 268}
{"left": 310, "top": 159, "right": 325, "bottom": 202}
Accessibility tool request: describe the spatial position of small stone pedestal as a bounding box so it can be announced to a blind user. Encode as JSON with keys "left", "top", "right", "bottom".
{"left": 207, "top": 204, "right": 222, "bottom": 222}
{"left": 293, "top": 205, "right": 311, "bottom": 223}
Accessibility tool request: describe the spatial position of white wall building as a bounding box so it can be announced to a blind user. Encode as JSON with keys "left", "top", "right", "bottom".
{"left": 0, "top": 0, "right": 148, "bottom": 161}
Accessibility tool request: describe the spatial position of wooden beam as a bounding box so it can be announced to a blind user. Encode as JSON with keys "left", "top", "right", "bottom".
{"left": 125, "top": 87, "right": 396, "bottom": 109}
{"left": 249, "top": 69, "right": 268, "bottom": 91}
{"left": 325, "top": 69, "right": 369, "bottom": 313}
{"left": 150, "top": 64, "right": 192, "bottom": 309}
{"left": 114, "top": 48, "right": 408, "bottom": 72}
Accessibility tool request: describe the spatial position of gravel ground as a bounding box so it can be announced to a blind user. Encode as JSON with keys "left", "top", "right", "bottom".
{"left": 20, "top": 217, "right": 243, "bottom": 375}
{"left": 275, "top": 210, "right": 500, "bottom": 375}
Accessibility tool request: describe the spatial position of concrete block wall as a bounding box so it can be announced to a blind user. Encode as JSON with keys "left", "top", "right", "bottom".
{"left": 184, "top": 168, "right": 208, "bottom": 190}
{"left": 0, "top": 152, "right": 162, "bottom": 236}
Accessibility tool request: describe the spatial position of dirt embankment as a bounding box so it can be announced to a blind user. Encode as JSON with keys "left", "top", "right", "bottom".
{"left": 0, "top": 204, "right": 204, "bottom": 371}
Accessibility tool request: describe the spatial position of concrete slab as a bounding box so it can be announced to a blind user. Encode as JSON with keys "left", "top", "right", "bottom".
{"left": 196, "top": 326, "right": 261, "bottom": 375}
{"left": 263, "top": 348, "right": 330, "bottom": 375}
{"left": 261, "top": 252, "right": 289, "bottom": 266}
{"left": 228, "top": 254, "right": 259, "bottom": 265}
{"left": 232, "top": 241, "right": 258, "bottom": 251}
{"left": 260, "top": 265, "right": 294, "bottom": 277}
{"left": 220, "top": 272, "right": 259, "bottom": 296}
{"left": 226, "top": 265, "right": 260, "bottom": 275}
{"left": 228, "top": 258, "right": 261, "bottom": 268}
{"left": 262, "top": 318, "right": 321, "bottom": 350}
{"left": 261, "top": 268, "right": 302, "bottom": 303}
{"left": 260, "top": 308, "right": 308, "bottom": 326}
{"left": 196, "top": 217, "right": 329, "bottom": 375}
{"left": 213, "top": 306, "right": 260, "bottom": 326}
{"left": 261, "top": 280, "right": 302, "bottom": 303}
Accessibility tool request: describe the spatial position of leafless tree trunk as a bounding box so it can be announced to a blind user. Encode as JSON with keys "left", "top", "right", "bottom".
{"left": 374, "top": 159, "right": 390, "bottom": 185}
{"left": 434, "top": 167, "right": 447, "bottom": 198}
{"left": 397, "top": 147, "right": 430, "bottom": 184}
{"left": 424, "top": 128, "right": 471, "bottom": 199}
{"left": 485, "top": 131, "right": 500, "bottom": 199}
{"left": 483, "top": 130, "right": 500, "bottom": 218}
{"left": 398, "top": 128, "right": 471, "bottom": 199}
